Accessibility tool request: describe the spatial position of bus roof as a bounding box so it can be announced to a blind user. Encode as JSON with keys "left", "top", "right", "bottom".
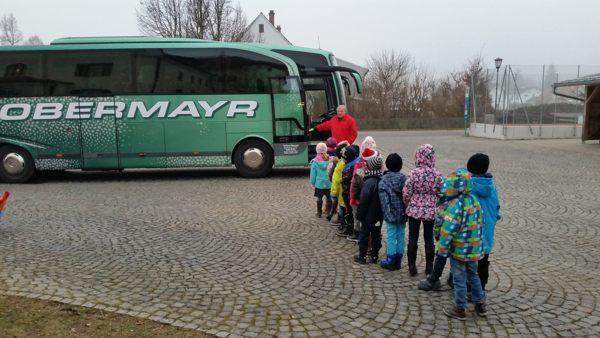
{"left": 246, "top": 43, "right": 334, "bottom": 59}
{"left": 0, "top": 36, "right": 334, "bottom": 58}
{"left": 0, "top": 36, "right": 311, "bottom": 76}
{"left": 50, "top": 36, "right": 211, "bottom": 45}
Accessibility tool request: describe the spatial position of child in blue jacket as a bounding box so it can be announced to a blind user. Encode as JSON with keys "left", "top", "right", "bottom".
{"left": 418, "top": 153, "right": 500, "bottom": 292}
{"left": 467, "top": 153, "right": 501, "bottom": 292}
{"left": 378, "top": 153, "right": 408, "bottom": 270}
{"left": 310, "top": 142, "right": 332, "bottom": 218}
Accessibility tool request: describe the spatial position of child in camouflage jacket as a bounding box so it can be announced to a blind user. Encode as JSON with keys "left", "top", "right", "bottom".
{"left": 435, "top": 169, "right": 488, "bottom": 320}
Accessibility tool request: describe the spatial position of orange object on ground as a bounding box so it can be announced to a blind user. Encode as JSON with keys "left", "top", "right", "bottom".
{"left": 0, "top": 192, "right": 10, "bottom": 214}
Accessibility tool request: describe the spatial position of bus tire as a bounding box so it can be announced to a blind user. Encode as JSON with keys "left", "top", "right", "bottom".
{"left": 233, "top": 139, "right": 273, "bottom": 178}
{"left": 0, "top": 145, "right": 36, "bottom": 183}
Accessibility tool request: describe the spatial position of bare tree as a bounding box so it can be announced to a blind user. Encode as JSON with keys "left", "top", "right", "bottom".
{"left": 364, "top": 50, "right": 411, "bottom": 118}
{"left": 137, "top": 0, "right": 187, "bottom": 38}
{"left": 185, "top": 0, "right": 211, "bottom": 39}
{"left": 23, "top": 35, "right": 44, "bottom": 45}
{"left": 220, "top": 3, "right": 251, "bottom": 42}
{"left": 0, "top": 13, "right": 23, "bottom": 46}
{"left": 404, "top": 63, "right": 435, "bottom": 115}
{"left": 136, "top": 0, "right": 250, "bottom": 41}
{"left": 428, "top": 56, "right": 490, "bottom": 118}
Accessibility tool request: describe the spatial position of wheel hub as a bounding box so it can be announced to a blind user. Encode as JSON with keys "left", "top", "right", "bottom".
{"left": 3, "top": 152, "right": 25, "bottom": 175}
{"left": 242, "top": 148, "right": 265, "bottom": 169}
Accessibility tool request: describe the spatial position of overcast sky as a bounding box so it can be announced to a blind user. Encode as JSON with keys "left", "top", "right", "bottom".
{"left": 1, "top": 0, "right": 598, "bottom": 74}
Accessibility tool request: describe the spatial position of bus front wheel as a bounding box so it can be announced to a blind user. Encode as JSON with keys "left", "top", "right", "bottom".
{"left": 0, "top": 145, "right": 35, "bottom": 183}
{"left": 233, "top": 140, "right": 273, "bottom": 178}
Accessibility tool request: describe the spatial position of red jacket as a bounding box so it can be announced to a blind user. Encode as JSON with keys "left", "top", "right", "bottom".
{"left": 315, "top": 114, "right": 358, "bottom": 144}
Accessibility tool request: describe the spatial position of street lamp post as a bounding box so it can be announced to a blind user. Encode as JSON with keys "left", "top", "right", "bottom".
{"left": 494, "top": 57, "right": 503, "bottom": 116}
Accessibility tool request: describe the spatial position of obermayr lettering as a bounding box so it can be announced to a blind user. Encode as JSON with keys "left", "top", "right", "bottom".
{"left": 0, "top": 101, "right": 259, "bottom": 121}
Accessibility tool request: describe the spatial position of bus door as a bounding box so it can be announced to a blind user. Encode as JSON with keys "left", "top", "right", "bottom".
{"left": 78, "top": 96, "right": 120, "bottom": 170}
{"left": 270, "top": 76, "right": 308, "bottom": 152}
{"left": 302, "top": 76, "right": 337, "bottom": 142}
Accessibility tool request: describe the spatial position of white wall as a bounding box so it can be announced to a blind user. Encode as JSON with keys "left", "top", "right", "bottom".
{"left": 247, "top": 14, "right": 291, "bottom": 46}
{"left": 469, "top": 123, "right": 582, "bottom": 140}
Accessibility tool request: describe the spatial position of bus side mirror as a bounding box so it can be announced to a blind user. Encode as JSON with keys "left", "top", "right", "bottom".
{"left": 351, "top": 72, "right": 363, "bottom": 94}
{"left": 341, "top": 76, "right": 352, "bottom": 96}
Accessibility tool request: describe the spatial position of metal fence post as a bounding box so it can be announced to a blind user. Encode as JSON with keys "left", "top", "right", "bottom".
{"left": 464, "top": 85, "right": 471, "bottom": 136}
{"left": 540, "top": 65, "right": 545, "bottom": 136}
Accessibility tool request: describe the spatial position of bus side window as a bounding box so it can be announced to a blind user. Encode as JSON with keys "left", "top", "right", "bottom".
{"left": 0, "top": 53, "right": 45, "bottom": 97}
{"left": 222, "top": 49, "right": 287, "bottom": 94}
{"left": 44, "top": 50, "right": 133, "bottom": 96}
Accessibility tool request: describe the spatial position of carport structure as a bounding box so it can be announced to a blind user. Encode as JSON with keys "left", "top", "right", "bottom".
{"left": 554, "top": 73, "right": 600, "bottom": 142}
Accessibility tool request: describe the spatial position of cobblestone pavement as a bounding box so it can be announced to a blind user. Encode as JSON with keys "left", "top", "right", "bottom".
{"left": 1, "top": 130, "right": 599, "bottom": 337}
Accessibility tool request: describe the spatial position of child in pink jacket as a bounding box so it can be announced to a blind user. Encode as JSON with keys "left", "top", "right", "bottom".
{"left": 402, "top": 144, "right": 443, "bottom": 276}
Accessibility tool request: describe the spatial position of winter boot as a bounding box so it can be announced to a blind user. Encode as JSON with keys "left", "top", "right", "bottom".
{"left": 338, "top": 213, "right": 354, "bottom": 236}
{"left": 346, "top": 230, "right": 359, "bottom": 242}
{"left": 316, "top": 200, "right": 323, "bottom": 218}
{"left": 425, "top": 245, "right": 435, "bottom": 275}
{"left": 407, "top": 244, "right": 418, "bottom": 276}
{"left": 396, "top": 254, "right": 403, "bottom": 270}
{"left": 354, "top": 255, "right": 367, "bottom": 265}
{"left": 327, "top": 200, "right": 337, "bottom": 221}
{"left": 380, "top": 254, "right": 398, "bottom": 270}
{"left": 324, "top": 200, "right": 332, "bottom": 217}
{"left": 417, "top": 276, "right": 442, "bottom": 291}
{"left": 330, "top": 216, "right": 341, "bottom": 226}
{"left": 444, "top": 306, "right": 466, "bottom": 321}
{"left": 475, "top": 302, "right": 488, "bottom": 317}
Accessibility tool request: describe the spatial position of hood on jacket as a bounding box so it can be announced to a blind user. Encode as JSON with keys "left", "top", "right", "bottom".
{"left": 415, "top": 144, "right": 436, "bottom": 168}
{"left": 439, "top": 168, "right": 472, "bottom": 200}
{"left": 471, "top": 175, "right": 494, "bottom": 198}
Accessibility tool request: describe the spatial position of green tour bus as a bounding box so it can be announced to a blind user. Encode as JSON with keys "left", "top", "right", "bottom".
{"left": 0, "top": 37, "right": 363, "bottom": 183}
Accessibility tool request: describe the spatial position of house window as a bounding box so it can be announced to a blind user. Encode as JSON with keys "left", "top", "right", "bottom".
{"left": 259, "top": 24, "right": 264, "bottom": 33}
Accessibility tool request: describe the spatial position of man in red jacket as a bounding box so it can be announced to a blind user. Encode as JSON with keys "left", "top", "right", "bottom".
{"left": 311, "top": 105, "right": 358, "bottom": 144}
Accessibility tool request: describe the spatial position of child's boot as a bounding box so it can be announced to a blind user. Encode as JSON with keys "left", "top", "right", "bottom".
{"left": 395, "top": 254, "right": 403, "bottom": 270}
{"left": 417, "top": 275, "right": 442, "bottom": 291}
{"left": 407, "top": 244, "right": 418, "bottom": 276}
{"left": 425, "top": 245, "right": 435, "bottom": 275}
{"left": 316, "top": 200, "right": 323, "bottom": 218}
{"left": 353, "top": 255, "right": 367, "bottom": 265}
{"left": 475, "top": 302, "right": 488, "bottom": 317}
{"left": 443, "top": 306, "right": 466, "bottom": 320}
{"left": 380, "top": 254, "right": 398, "bottom": 270}
{"left": 346, "top": 230, "right": 359, "bottom": 242}
{"left": 324, "top": 200, "right": 332, "bottom": 216}
{"left": 327, "top": 200, "right": 338, "bottom": 222}
{"left": 370, "top": 255, "right": 378, "bottom": 264}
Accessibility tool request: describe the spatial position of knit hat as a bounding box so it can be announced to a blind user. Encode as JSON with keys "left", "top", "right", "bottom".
{"left": 341, "top": 145, "right": 357, "bottom": 162}
{"left": 467, "top": 153, "right": 490, "bottom": 175}
{"left": 326, "top": 137, "right": 337, "bottom": 152}
{"left": 316, "top": 142, "right": 327, "bottom": 154}
{"left": 366, "top": 154, "right": 383, "bottom": 171}
{"left": 334, "top": 144, "right": 346, "bottom": 158}
{"left": 360, "top": 136, "right": 377, "bottom": 152}
{"left": 385, "top": 153, "right": 403, "bottom": 172}
{"left": 362, "top": 148, "right": 376, "bottom": 160}
{"left": 365, "top": 154, "right": 384, "bottom": 177}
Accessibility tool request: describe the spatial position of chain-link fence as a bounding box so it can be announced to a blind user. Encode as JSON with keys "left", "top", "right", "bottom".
{"left": 355, "top": 117, "right": 464, "bottom": 130}
{"left": 470, "top": 65, "right": 600, "bottom": 133}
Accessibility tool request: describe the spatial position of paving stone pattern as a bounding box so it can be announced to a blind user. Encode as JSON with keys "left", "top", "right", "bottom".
{"left": 0, "top": 130, "right": 599, "bottom": 337}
